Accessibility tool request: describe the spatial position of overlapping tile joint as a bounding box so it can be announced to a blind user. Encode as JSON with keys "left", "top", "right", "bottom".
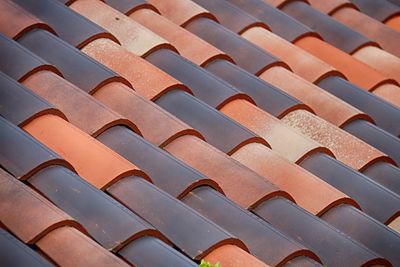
{"left": 1, "top": 0, "right": 400, "bottom": 266}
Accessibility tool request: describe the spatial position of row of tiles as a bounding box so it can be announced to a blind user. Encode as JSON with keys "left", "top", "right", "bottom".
{"left": 2, "top": 0, "right": 400, "bottom": 266}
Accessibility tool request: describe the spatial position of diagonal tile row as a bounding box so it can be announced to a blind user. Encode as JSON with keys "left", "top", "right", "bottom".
{"left": 1, "top": 0, "right": 400, "bottom": 266}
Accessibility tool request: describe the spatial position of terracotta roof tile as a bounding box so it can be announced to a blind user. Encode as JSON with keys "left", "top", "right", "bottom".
{"left": 350, "top": 0, "right": 400, "bottom": 22}
{"left": 13, "top": 0, "right": 119, "bottom": 48}
{"left": 29, "top": 166, "right": 162, "bottom": 251}
{"left": 0, "top": 167, "right": 83, "bottom": 244}
{"left": 254, "top": 197, "right": 390, "bottom": 266}
{"left": 2, "top": 0, "right": 400, "bottom": 265}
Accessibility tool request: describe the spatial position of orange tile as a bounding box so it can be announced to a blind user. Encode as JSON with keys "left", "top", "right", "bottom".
{"left": 308, "top": 0, "right": 356, "bottom": 15}
{"left": 372, "top": 83, "right": 400, "bottom": 108}
{"left": 386, "top": 16, "right": 400, "bottom": 32}
{"left": 295, "top": 36, "right": 396, "bottom": 90}
{"left": 204, "top": 245, "right": 271, "bottom": 267}
{"left": 23, "top": 115, "right": 148, "bottom": 189}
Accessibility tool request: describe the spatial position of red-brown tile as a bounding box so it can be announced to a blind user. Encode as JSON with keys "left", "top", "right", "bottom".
{"left": 22, "top": 70, "right": 140, "bottom": 137}
{"left": 103, "top": 0, "right": 158, "bottom": 15}
{"left": 307, "top": 0, "right": 356, "bottom": 15}
{"left": 0, "top": 168, "right": 82, "bottom": 244}
{"left": 164, "top": 135, "right": 291, "bottom": 209}
{"left": 0, "top": 0, "right": 55, "bottom": 40}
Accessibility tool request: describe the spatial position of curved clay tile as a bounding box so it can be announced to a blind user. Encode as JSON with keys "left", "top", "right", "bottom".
{"left": 97, "top": 126, "right": 220, "bottom": 198}
{"left": 13, "top": 0, "right": 119, "bottom": 48}
{"left": 280, "top": 1, "right": 378, "bottom": 54}
{"left": 0, "top": 0, "right": 55, "bottom": 40}
{"left": 107, "top": 177, "right": 247, "bottom": 260}
{"left": 350, "top": 0, "right": 400, "bottom": 22}
{"left": 220, "top": 99, "right": 330, "bottom": 163}
{"left": 185, "top": 17, "right": 287, "bottom": 75}
{"left": 389, "top": 218, "right": 400, "bottom": 233}
{"left": 0, "top": 116, "right": 72, "bottom": 180}
{"left": 343, "top": 119, "right": 400, "bottom": 167}
{"left": 146, "top": 49, "right": 253, "bottom": 109}
{"left": 70, "top": 0, "right": 175, "bottom": 57}
{"left": 129, "top": 8, "right": 231, "bottom": 66}
{"left": 155, "top": 90, "right": 269, "bottom": 155}
{"left": 0, "top": 34, "right": 61, "bottom": 82}
{"left": 322, "top": 204, "right": 400, "bottom": 264}
{"left": 372, "top": 84, "right": 400, "bottom": 108}
{"left": 254, "top": 198, "right": 391, "bottom": 266}
{"left": 204, "top": 245, "right": 273, "bottom": 267}
{"left": 18, "top": 30, "right": 131, "bottom": 94}
{"left": 23, "top": 114, "right": 148, "bottom": 189}
{"left": 362, "top": 162, "right": 400, "bottom": 195}
{"left": 183, "top": 187, "right": 324, "bottom": 265}
{"left": 258, "top": 67, "right": 368, "bottom": 127}
{"left": 386, "top": 15, "right": 400, "bottom": 31}
{"left": 146, "top": 0, "right": 218, "bottom": 26}
{"left": 352, "top": 46, "right": 400, "bottom": 85}
{"left": 190, "top": 0, "right": 270, "bottom": 34}
{"left": 22, "top": 70, "right": 140, "bottom": 137}
{"left": 231, "top": 143, "right": 355, "bottom": 215}
{"left": 225, "top": 0, "right": 320, "bottom": 42}
{"left": 93, "top": 82, "right": 202, "bottom": 147}
{"left": 241, "top": 27, "right": 342, "bottom": 84}
{"left": 0, "top": 72, "right": 66, "bottom": 127}
{"left": 103, "top": 0, "right": 159, "bottom": 15}
{"left": 300, "top": 152, "right": 400, "bottom": 224}
{"left": 164, "top": 135, "right": 291, "bottom": 209}
{"left": 0, "top": 169, "right": 83, "bottom": 244}
{"left": 0, "top": 228, "right": 53, "bottom": 267}
{"left": 282, "top": 110, "right": 392, "bottom": 171}
{"left": 119, "top": 236, "right": 197, "bottom": 266}
{"left": 317, "top": 3, "right": 400, "bottom": 58}
{"left": 29, "top": 166, "right": 163, "bottom": 251}
{"left": 36, "top": 226, "right": 129, "bottom": 267}
{"left": 284, "top": 257, "right": 323, "bottom": 266}
{"left": 307, "top": 0, "right": 356, "bottom": 15}
{"left": 82, "top": 38, "right": 187, "bottom": 100}
{"left": 318, "top": 76, "right": 400, "bottom": 138}
{"left": 204, "top": 59, "right": 305, "bottom": 117}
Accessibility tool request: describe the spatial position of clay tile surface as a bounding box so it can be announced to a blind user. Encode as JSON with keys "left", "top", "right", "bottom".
{"left": 0, "top": 115, "right": 72, "bottom": 180}
{"left": 18, "top": 29, "right": 131, "bottom": 94}
{"left": 107, "top": 177, "right": 247, "bottom": 260}
{"left": 0, "top": 168, "right": 82, "bottom": 244}
{"left": 0, "top": 228, "right": 53, "bottom": 267}
{"left": 129, "top": 8, "right": 230, "bottom": 66}
{"left": 29, "top": 166, "right": 160, "bottom": 251}
{"left": 147, "top": 0, "right": 217, "bottom": 26}
{"left": 36, "top": 226, "right": 129, "bottom": 267}
{"left": 350, "top": 0, "right": 400, "bottom": 22}
{"left": 281, "top": 1, "right": 378, "bottom": 54}
{"left": 2, "top": 0, "right": 400, "bottom": 265}
{"left": 0, "top": 33, "right": 60, "bottom": 81}
{"left": 0, "top": 0, "right": 55, "bottom": 40}
{"left": 70, "top": 0, "right": 175, "bottom": 57}
{"left": 13, "top": 0, "right": 119, "bottom": 48}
